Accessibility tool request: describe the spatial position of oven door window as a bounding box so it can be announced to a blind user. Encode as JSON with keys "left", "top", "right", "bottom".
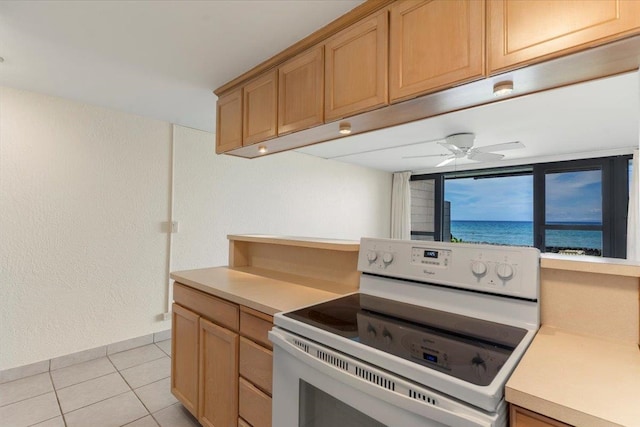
{"left": 299, "top": 380, "right": 386, "bottom": 427}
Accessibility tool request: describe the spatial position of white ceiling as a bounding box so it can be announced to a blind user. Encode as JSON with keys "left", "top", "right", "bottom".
{"left": 1, "top": 1, "right": 637, "bottom": 173}
{"left": 0, "top": 0, "right": 363, "bottom": 133}
{"left": 297, "top": 72, "right": 639, "bottom": 173}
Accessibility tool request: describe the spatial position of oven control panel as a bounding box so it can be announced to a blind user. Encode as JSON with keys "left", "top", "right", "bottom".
{"left": 411, "top": 247, "right": 451, "bottom": 268}
{"left": 358, "top": 238, "right": 540, "bottom": 300}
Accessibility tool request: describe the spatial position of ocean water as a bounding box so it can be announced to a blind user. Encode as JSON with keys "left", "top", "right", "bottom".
{"left": 450, "top": 220, "right": 602, "bottom": 249}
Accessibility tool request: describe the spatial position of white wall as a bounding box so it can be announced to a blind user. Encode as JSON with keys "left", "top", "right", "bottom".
{"left": 0, "top": 87, "right": 391, "bottom": 370}
{"left": 171, "top": 126, "right": 391, "bottom": 272}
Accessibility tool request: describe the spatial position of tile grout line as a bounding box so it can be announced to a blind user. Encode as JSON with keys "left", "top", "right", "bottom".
{"left": 110, "top": 355, "right": 157, "bottom": 425}
{"left": 48, "top": 369, "right": 68, "bottom": 427}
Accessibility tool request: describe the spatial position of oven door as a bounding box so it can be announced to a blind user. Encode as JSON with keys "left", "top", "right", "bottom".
{"left": 270, "top": 327, "right": 505, "bottom": 427}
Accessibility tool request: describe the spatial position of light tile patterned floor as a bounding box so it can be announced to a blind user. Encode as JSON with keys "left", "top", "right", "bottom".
{"left": 0, "top": 340, "right": 201, "bottom": 427}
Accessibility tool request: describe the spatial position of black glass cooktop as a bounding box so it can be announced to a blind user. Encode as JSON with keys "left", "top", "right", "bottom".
{"left": 284, "top": 293, "right": 528, "bottom": 386}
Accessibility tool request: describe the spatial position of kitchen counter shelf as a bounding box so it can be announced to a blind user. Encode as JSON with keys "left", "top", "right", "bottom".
{"left": 227, "top": 234, "right": 360, "bottom": 251}
{"left": 170, "top": 266, "right": 344, "bottom": 316}
{"left": 506, "top": 326, "right": 640, "bottom": 427}
{"left": 541, "top": 253, "right": 640, "bottom": 278}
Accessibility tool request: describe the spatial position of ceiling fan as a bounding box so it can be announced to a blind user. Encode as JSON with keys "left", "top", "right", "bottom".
{"left": 403, "top": 133, "right": 525, "bottom": 167}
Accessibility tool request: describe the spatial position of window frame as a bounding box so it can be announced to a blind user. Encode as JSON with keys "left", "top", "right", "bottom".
{"left": 411, "top": 154, "right": 632, "bottom": 258}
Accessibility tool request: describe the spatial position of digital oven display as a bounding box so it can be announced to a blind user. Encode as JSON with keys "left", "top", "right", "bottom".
{"left": 423, "top": 353, "right": 438, "bottom": 363}
{"left": 424, "top": 250, "right": 438, "bottom": 259}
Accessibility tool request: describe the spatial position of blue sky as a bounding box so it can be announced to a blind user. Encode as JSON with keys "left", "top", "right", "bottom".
{"left": 445, "top": 170, "right": 603, "bottom": 222}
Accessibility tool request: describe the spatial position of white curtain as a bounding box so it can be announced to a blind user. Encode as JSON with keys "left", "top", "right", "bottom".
{"left": 391, "top": 171, "right": 411, "bottom": 240}
{"left": 628, "top": 149, "right": 639, "bottom": 262}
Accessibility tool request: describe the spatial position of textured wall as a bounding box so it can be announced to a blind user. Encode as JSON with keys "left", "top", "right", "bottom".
{"left": 0, "top": 87, "right": 391, "bottom": 370}
{"left": 171, "top": 125, "right": 391, "bottom": 272}
{"left": 0, "top": 86, "right": 173, "bottom": 369}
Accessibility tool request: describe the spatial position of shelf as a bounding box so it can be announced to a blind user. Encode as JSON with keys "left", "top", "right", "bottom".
{"left": 541, "top": 253, "right": 640, "bottom": 278}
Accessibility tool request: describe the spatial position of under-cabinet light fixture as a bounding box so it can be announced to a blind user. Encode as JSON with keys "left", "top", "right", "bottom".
{"left": 339, "top": 122, "right": 352, "bottom": 135}
{"left": 493, "top": 81, "right": 514, "bottom": 97}
{"left": 257, "top": 145, "right": 268, "bottom": 154}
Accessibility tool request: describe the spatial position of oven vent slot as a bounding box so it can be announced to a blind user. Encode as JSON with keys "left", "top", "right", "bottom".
{"left": 316, "top": 350, "right": 349, "bottom": 371}
{"left": 354, "top": 367, "right": 395, "bottom": 391}
{"left": 408, "top": 389, "right": 437, "bottom": 405}
{"left": 292, "top": 339, "right": 309, "bottom": 353}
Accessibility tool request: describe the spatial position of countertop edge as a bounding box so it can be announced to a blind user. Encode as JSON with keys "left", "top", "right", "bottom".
{"left": 505, "top": 326, "right": 640, "bottom": 427}
{"left": 170, "top": 274, "right": 281, "bottom": 316}
{"left": 170, "top": 267, "right": 345, "bottom": 316}
{"left": 505, "top": 387, "right": 624, "bottom": 427}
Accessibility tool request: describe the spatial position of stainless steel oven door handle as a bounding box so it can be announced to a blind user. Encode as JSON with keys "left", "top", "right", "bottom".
{"left": 270, "top": 329, "right": 495, "bottom": 427}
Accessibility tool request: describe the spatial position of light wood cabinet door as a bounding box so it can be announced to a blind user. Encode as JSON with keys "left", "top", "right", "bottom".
{"left": 278, "top": 46, "right": 324, "bottom": 135}
{"left": 389, "top": 0, "right": 484, "bottom": 102}
{"left": 510, "top": 405, "right": 572, "bottom": 427}
{"left": 243, "top": 70, "right": 278, "bottom": 146}
{"left": 488, "top": 0, "right": 640, "bottom": 73}
{"left": 324, "top": 9, "right": 388, "bottom": 121}
{"left": 216, "top": 88, "right": 242, "bottom": 154}
{"left": 171, "top": 303, "right": 199, "bottom": 418}
{"left": 199, "top": 318, "right": 239, "bottom": 427}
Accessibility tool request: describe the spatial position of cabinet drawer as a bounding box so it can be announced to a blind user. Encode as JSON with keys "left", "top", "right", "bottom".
{"left": 510, "top": 405, "right": 572, "bottom": 427}
{"left": 240, "top": 307, "right": 273, "bottom": 349}
{"left": 239, "top": 377, "right": 272, "bottom": 427}
{"left": 174, "top": 282, "right": 239, "bottom": 331}
{"left": 239, "top": 337, "right": 273, "bottom": 395}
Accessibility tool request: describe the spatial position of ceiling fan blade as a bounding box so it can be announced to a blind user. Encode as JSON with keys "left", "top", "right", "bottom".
{"left": 402, "top": 153, "right": 450, "bottom": 159}
{"left": 438, "top": 142, "right": 465, "bottom": 155}
{"left": 436, "top": 157, "right": 457, "bottom": 167}
{"left": 474, "top": 141, "right": 525, "bottom": 153}
{"left": 467, "top": 151, "right": 504, "bottom": 162}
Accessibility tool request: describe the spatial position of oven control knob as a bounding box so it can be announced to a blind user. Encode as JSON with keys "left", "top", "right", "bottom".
{"left": 367, "top": 251, "right": 378, "bottom": 263}
{"left": 496, "top": 263, "right": 514, "bottom": 280}
{"left": 382, "top": 329, "right": 392, "bottom": 345}
{"left": 471, "top": 261, "right": 487, "bottom": 277}
{"left": 382, "top": 252, "right": 394, "bottom": 264}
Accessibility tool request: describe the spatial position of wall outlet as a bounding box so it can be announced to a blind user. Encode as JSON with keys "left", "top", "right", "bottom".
{"left": 170, "top": 221, "right": 179, "bottom": 233}
{"left": 162, "top": 312, "right": 171, "bottom": 321}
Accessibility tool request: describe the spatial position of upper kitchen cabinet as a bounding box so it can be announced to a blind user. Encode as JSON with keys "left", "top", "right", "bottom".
{"left": 389, "top": 0, "right": 485, "bottom": 103}
{"left": 243, "top": 70, "right": 278, "bottom": 146}
{"left": 488, "top": 0, "right": 640, "bottom": 73}
{"left": 278, "top": 47, "right": 324, "bottom": 136}
{"left": 324, "top": 9, "right": 389, "bottom": 122}
{"left": 215, "top": 88, "right": 242, "bottom": 154}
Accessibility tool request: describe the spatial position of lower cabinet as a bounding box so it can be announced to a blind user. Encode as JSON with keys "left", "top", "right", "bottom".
{"left": 171, "top": 304, "right": 200, "bottom": 416}
{"left": 238, "top": 307, "right": 273, "bottom": 427}
{"left": 199, "top": 318, "right": 239, "bottom": 427}
{"left": 172, "top": 282, "right": 273, "bottom": 427}
{"left": 510, "top": 405, "right": 572, "bottom": 427}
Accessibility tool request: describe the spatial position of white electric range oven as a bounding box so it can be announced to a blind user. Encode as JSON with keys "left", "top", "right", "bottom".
{"left": 269, "top": 238, "right": 540, "bottom": 427}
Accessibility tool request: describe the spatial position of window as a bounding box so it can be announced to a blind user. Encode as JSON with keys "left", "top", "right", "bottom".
{"left": 411, "top": 155, "right": 632, "bottom": 258}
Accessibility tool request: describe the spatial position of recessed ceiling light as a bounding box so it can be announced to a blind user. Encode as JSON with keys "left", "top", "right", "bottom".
{"left": 258, "top": 145, "right": 268, "bottom": 154}
{"left": 339, "top": 122, "right": 352, "bottom": 135}
{"left": 493, "top": 81, "right": 514, "bottom": 97}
